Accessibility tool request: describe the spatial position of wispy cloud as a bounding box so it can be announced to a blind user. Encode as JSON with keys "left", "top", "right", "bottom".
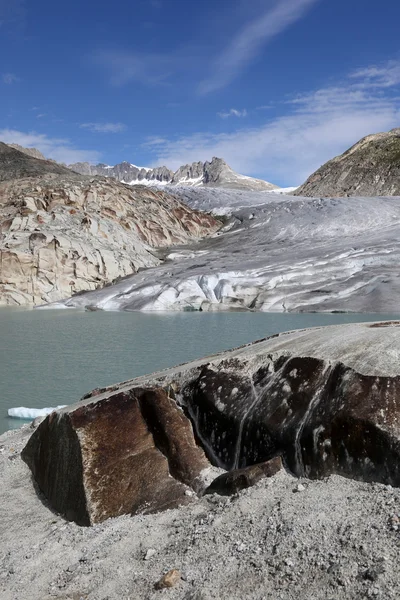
{"left": 142, "top": 136, "right": 169, "bottom": 147}
{"left": 2, "top": 73, "right": 20, "bottom": 84}
{"left": 80, "top": 122, "right": 126, "bottom": 133}
{"left": 0, "top": 129, "right": 101, "bottom": 164}
{"left": 148, "top": 59, "right": 400, "bottom": 185}
{"left": 218, "top": 108, "right": 247, "bottom": 118}
{"left": 198, "top": 0, "right": 320, "bottom": 95}
{"left": 91, "top": 50, "right": 179, "bottom": 87}
{"left": 350, "top": 60, "right": 400, "bottom": 89}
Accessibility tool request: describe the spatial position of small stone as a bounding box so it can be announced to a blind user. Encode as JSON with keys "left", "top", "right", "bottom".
{"left": 294, "top": 483, "right": 306, "bottom": 492}
{"left": 155, "top": 569, "right": 181, "bottom": 589}
{"left": 364, "top": 564, "right": 385, "bottom": 582}
{"left": 144, "top": 549, "right": 157, "bottom": 561}
{"left": 285, "top": 559, "right": 294, "bottom": 567}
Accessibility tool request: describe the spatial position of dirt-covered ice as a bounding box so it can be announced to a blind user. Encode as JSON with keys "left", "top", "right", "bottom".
{"left": 2, "top": 424, "right": 400, "bottom": 600}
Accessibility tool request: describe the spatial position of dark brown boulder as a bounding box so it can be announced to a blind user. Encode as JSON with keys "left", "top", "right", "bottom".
{"left": 22, "top": 321, "right": 400, "bottom": 525}
{"left": 22, "top": 387, "right": 210, "bottom": 525}
{"left": 204, "top": 457, "right": 283, "bottom": 496}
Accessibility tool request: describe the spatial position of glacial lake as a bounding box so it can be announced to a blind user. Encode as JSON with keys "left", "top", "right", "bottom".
{"left": 1, "top": 308, "right": 399, "bottom": 435}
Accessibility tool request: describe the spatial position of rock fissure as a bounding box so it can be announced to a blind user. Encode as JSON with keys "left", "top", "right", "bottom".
{"left": 292, "top": 364, "right": 331, "bottom": 476}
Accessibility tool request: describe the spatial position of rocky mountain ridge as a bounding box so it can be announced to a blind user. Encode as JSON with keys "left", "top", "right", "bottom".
{"left": 295, "top": 127, "right": 400, "bottom": 197}
{"left": 69, "top": 156, "right": 279, "bottom": 192}
{"left": 0, "top": 143, "right": 220, "bottom": 306}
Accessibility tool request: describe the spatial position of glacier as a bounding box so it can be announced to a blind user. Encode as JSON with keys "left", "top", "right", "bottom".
{"left": 47, "top": 189, "right": 400, "bottom": 313}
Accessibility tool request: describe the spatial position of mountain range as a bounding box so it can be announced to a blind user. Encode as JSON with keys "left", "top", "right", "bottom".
{"left": 68, "top": 156, "right": 279, "bottom": 192}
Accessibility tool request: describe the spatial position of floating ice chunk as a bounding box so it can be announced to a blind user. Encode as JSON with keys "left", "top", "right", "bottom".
{"left": 8, "top": 406, "right": 67, "bottom": 420}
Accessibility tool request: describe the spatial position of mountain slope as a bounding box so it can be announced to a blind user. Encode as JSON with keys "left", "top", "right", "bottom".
{"left": 0, "top": 142, "right": 76, "bottom": 182}
{"left": 0, "top": 143, "right": 220, "bottom": 306}
{"left": 295, "top": 128, "right": 400, "bottom": 197}
{"left": 8, "top": 144, "right": 47, "bottom": 161}
{"left": 69, "top": 157, "right": 278, "bottom": 192}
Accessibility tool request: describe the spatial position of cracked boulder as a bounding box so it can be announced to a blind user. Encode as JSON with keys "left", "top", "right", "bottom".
{"left": 22, "top": 387, "right": 210, "bottom": 525}
{"left": 22, "top": 321, "right": 400, "bottom": 525}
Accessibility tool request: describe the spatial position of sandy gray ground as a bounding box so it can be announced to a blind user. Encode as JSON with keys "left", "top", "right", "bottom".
{"left": 2, "top": 424, "right": 400, "bottom": 600}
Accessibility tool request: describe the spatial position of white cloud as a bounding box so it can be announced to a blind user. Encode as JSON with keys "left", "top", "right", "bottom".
{"left": 80, "top": 122, "right": 126, "bottom": 133}
{"left": 350, "top": 60, "right": 400, "bottom": 89}
{"left": 149, "top": 60, "right": 400, "bottom": 186}
{"left": 2, "top": 73, "right": 20, "bottom": 84}
{"left": 218, "top": 108, "right": 247, "bottom": 118}
{"left": 198, "top": 0, "right": 320, "bottom": 94}
{"left": 0, "top": 129, "right": 101, "bottom": 164}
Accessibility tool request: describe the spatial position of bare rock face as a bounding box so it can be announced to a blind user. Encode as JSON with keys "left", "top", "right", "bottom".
{"left": 0, "top": 145, "right": 220, "bottom": 306}
{"left": 22, "top": 387, "right": 210, "bottom": 525}
{"left": 204, "top": 457, "right": 283, "bottom": 496}
{"left": 295, "top": 128, "right": 400, "bottom": 197}
{"left": 22, "top": 321, "right": 400, "bottom": 525}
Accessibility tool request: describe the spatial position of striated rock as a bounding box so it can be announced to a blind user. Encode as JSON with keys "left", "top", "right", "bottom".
{"left": 69, "top": 157, "right": 278, "bottom": 192}
{"left": 0, "top": 144, "right": 220, "bottom": 306}
{"left": 295, "top": 128, "right": 400, "bottom": 197}
{"left": 22, "top": 321, "right": 400, "bottom": 525}
{"left": 204, "top": 457, "right": 283, "bottom": 496}
{"left": 22, "top": 387, "right": 210, "bottom": 525}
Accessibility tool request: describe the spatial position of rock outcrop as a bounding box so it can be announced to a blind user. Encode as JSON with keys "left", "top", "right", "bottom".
{"left": 22, "top": 321, "right": 400, "bottom": 525}
{"left": 0, "top": 144, "right": 220, "bottom": 306}
{"left": 295, "top": 128, "right": 400, "bottom": 197}
{"left": 68, "top": 157, "right": 278, "bottom": 192}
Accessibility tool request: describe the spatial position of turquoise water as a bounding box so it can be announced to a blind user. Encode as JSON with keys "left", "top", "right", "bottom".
{"left": 1, "top": 308, "right": 399, "bottom": 434}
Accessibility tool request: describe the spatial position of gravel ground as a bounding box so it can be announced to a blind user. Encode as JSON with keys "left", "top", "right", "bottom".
{"left": 1, "top": 424, "right": 400, "bottom": 600}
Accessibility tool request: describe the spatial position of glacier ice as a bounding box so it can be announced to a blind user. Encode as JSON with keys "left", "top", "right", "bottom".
{"left": 8, "top": 406, "right": 67, "bottom": 420}
{"left": 46, "top": 188, "right": 400, "bottom": 313}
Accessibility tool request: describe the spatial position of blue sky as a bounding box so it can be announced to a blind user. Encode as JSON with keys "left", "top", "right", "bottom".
{"left": 1, "top": 0, "right": 400, "bottom": 185}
